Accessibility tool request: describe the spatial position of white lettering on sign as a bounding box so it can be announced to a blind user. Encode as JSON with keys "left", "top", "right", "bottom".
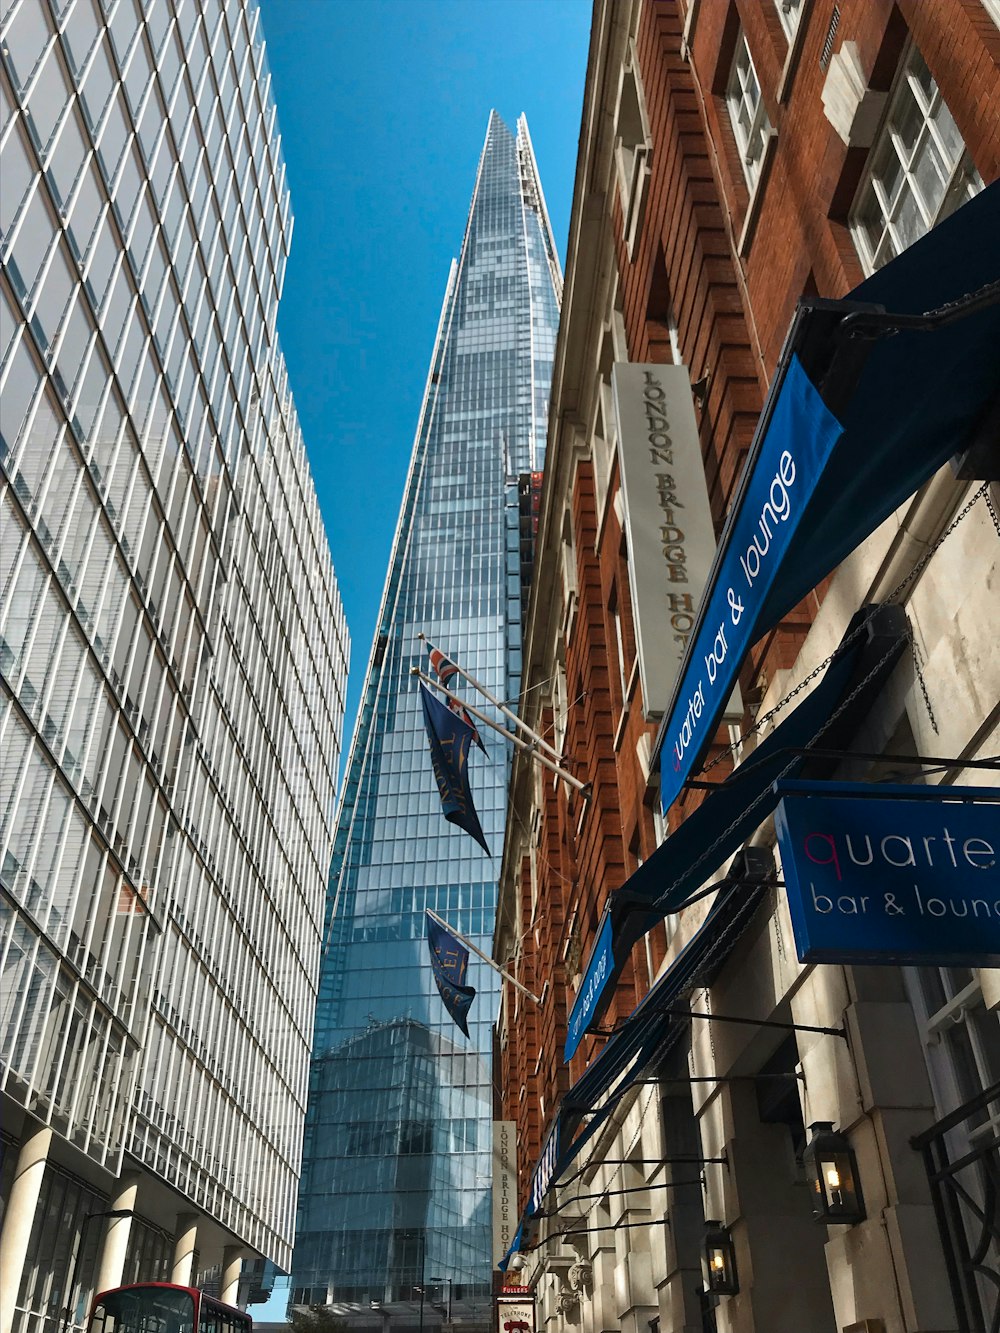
{"left": 802, "top": 828, "right": 996, "bottom": 878}
{"left": 738, "top": 449, "right": 797, "bottom": 587}
{"left": 668, "top": 451, "right": 799, "bottom": 776}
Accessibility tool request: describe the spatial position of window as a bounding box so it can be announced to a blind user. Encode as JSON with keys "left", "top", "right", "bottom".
{"left": 850, "top": 45, "right": 983, "bottom": 273}
{"left": 775, "top": 0, "right": 805, "bottom": 40}
{"left": 910, "top": 967, "right": 1000, "bottom": 1139}
{"left": 615, "top": 42, "right": 652, "bottom": 255}
{"left": 726, "top": 32, "right": 774, "bottom": 190}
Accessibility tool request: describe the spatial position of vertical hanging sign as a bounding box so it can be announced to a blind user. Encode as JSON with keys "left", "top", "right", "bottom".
{"left": 493, "top": 1120, "right": 518, "bottom": 1267}
{"left": 612, "top": 363, "right": 740, "bottom": 723}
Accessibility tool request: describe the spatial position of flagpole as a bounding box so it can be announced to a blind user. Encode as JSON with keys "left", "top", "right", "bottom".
{"left": 412, "top": 668, "right": 590, "bottom": 796}
{"left": 426, "top": 909, "right": 543, "bottom": 1005}
{"left": 419, "top": 632, "right": 564, "bottom": 764}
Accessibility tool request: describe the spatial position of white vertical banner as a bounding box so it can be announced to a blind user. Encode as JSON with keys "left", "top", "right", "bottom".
{"left": 492, "top": 1119, "right": 517, "bottom": 1267}
{"left": 612, "top": 362, "right": 742, "bottom": 723}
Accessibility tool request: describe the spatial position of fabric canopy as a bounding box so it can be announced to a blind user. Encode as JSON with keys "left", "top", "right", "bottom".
{"left": 566, "top": 602, "right": 909, "bottom": 1049}
{"left": 654, "top": 180, "right": 1000, "bottom": 814}
{"left": 500, "top": 864, "right": 771, "bottom": 1270}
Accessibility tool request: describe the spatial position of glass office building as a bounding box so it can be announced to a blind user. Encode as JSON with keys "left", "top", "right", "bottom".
{"left": 0, "top": 0, "right": 348, "bottom": 1325}
{"left": 292, "top": 113, "right": 561, "bottom": 1316}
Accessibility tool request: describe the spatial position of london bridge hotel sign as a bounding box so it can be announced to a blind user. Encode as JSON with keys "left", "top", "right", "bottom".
{"left": 774, "top": 781, "right": 1000, "bottom": 967}
{"left": 612, "top": 364, "right": 741, "bottom": 722}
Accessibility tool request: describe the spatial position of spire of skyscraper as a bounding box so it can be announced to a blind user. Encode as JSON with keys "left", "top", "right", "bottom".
{"left": 292, "top": 112, "right": 561, "bottom": 1319}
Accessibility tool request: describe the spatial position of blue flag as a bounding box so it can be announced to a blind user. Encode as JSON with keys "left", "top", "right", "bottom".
{"left": 419, "top": 683, "right": 490, "bottom": 855}
{"left": 426, "top": 912, "right": 476, "bottom": 1037}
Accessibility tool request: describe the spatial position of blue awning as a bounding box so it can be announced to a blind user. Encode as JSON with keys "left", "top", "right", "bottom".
{"left": 654, "top": 181, "right": 1000, "bottom": 814}
{"left": 500, "top": 865, "right": 771, "bottom": 1270}
{"left": 565, "top": 602, "right": 908, "bottom": 1048}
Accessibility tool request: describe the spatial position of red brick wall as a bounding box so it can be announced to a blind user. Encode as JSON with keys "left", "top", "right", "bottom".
{"left": 498, "top": 0, "right": 999, "bottom": 1224}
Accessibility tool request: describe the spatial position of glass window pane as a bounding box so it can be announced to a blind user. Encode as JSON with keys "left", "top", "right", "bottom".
{"left": 3, "top": 0, "right": 53, "bottom": 93}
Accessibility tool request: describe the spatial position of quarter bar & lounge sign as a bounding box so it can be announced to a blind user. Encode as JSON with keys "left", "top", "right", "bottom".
{"left": 657, "top": 356, "right": 843, "bottom": 814}
{"left": 774, "top": 781, "right": 1000, "bottom": 966}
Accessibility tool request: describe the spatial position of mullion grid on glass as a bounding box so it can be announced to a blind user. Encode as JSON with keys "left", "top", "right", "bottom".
{"left": 1, "top": 0, "right": 347, "bottom": 1266}
{"left": 851, "top": 44, "right": 984, "bottom": 272}
{"left": 726, "top": 31, "right": 772, "bottom": 189}
{"left": 303, "top": 117, "right": 558, "bottom": 1301}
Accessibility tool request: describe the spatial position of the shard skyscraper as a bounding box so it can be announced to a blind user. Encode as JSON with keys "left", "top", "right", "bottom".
{"left": 291, "top": 114, "right": 561, "bottom": 1317}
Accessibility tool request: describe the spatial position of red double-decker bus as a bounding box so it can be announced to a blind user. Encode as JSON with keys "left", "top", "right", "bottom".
{"left": 87, "top": 1283, "right": 251, "bottom": 1333}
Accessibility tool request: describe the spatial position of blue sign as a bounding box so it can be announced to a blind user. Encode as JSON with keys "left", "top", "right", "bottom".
{"left": 774, "top": 781, "right": 1000, "bottom": 966}
{"left": 564, "top": 910, "right": 614, "bottom": 1062}
{"left": 659, "top": 357, "right": 843, "bottom": 814}
{"left": 529, "top": 1120, "right": 560, "bottom": 1216}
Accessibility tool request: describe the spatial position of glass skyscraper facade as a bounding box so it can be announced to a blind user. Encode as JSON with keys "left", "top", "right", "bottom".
{"left": 292, "top": 113, "right": 561, "bottom": 1315}
{"left": 0, "top": 0, "right": 347, "bottom": 1325}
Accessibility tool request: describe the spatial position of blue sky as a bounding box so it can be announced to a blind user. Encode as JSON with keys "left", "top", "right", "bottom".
{"left": 256, "top": 0, "right": 592, "bottom": 780}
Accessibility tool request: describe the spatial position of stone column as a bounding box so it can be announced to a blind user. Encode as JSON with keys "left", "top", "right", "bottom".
{"left": 91, "top": 1174, "right": 140, "bottom": 1300}
{"left": 219, "top": 1247, "right": 244, "bottom": 1308}
{"left": 171, "top": 1216, "right": 199, "bottom": 1287}
{"left": 0, "top": 1120, "right": 52, "bottom": 1333}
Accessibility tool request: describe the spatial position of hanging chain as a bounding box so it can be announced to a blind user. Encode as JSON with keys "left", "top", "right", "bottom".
{"left": 985, "top": 486, "right": 1000, "bottom": 538}
{"left": 693, "top": 481, "right": 991, "bottom": 781}
{"left": 908, "top": 629, "right": 939, "bottom": 735}
{"left": 773, "top": 902, "right": 786, "bottom": 964}
{"left": 704, "top": 988, "right": 716, "bottom": 1067}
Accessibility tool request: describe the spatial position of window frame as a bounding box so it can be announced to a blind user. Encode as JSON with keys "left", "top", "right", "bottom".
{"left": 725, "top": 30, "right": 775, "bottom": 192}
{"left": 849, "top": 42, "right": 984, "bottom": 274}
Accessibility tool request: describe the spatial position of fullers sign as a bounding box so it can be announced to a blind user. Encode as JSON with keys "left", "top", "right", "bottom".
{"left": 774, "top": 781, "right": 1000, "bottom": 967}
{"left": 612, "top": 363, "right": 736, "bottom": 721}
{"left": 658, "top": 356, "right": 843, "bottom": 814}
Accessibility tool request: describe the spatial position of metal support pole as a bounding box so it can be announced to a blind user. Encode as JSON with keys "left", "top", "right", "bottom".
{"left": 419, "top": 633, "right": 563, "bottom": 762}
{"left": 670, "top": 1008, "right": 847, "bottom": 1038}
{"left": 412, "top": 668, "right": 590, "bottom": 796}
{"left": 426, "top": 908, "right": 542, "bottom": 1005}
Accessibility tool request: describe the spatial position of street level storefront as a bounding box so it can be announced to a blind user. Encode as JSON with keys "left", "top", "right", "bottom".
{"left": 493, "top": 5, "right": 1000, "bottom": 1331}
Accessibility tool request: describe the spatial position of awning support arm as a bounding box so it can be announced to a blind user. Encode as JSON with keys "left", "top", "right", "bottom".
{"left": 667, "top": 1007, "right": 847, "bottom": 1039}
{"left": 631, "top": 1072, "right": 805, "bottom": 1084}
{"left": 839, "top": 277, "right": 1000, "bottom": 339}
{"left": 684, "top": 747, "right": 1000, "bottom": 789}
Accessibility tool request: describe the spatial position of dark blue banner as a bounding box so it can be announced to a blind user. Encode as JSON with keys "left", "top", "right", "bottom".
{"left": 659, "top": 356, "right": 843, "bottom": 814}
{"left": 564, "top": 911, "right": 613, "bottom": 1062}
{"left": 426, "top": 911, "right": 477, "bottom": 1037}
{"left": 657, "top": 184, "right": 1000, "bottom": 814}
{"left": 775, "top": 781, "right": 1000, "bottom": 966}
{"left": 420, "top": 683, "right": 490, "bottom": 855}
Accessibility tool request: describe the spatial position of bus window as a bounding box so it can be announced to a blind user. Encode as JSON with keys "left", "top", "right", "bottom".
{"left": 89, "top": 1287, "right": 196, "bottom": 1333}
{"left": 199, "top": 1297, "right": 250, "bottom": 1333}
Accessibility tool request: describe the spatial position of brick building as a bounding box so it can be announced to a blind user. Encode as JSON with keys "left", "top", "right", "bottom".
{"left": 494, "top": 3, "right": 999, "bottom": 1331}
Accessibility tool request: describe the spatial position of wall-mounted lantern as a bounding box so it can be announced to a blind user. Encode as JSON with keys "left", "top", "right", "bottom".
{"left": 804, "top": 1121, "right": 866, "bottom": 1224}
{"left": 702, "top": 1220, "right": 739, "bottom": 1296}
